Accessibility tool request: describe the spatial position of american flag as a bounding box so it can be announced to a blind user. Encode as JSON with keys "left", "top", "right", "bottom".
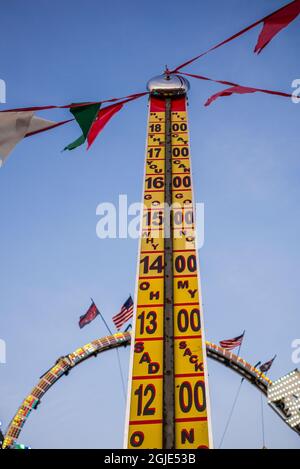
{"left": 259, "top": 355, "right": 276, "bottom": 373}
{"left": 112, "top": 296, "right": 134, "bottom": 330}
{"left": 219, "top": 332, "right": 244, "bottom": 351}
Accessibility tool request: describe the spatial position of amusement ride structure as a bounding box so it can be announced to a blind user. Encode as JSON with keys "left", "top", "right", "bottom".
{"left": 2, "top": 74, "right": 300, "bottom": 449}
{"left": 1, "top": 331, "right": 300, "bottom": 449}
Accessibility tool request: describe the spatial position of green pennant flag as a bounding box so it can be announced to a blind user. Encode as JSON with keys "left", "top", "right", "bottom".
{"left": 64, "top": 103, "right": 100, "bottom": 151}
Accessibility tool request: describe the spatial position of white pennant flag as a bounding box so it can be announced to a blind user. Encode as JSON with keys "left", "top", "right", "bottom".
{"left": 0, "top": 111, "right": 58, "bottom": 167}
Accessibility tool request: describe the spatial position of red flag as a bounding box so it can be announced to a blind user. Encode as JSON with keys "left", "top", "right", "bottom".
{"left": 205, "top": 85, "right": 257, "bottom": 106}
{"left": 87, "top": 103, "right": 123, "bottom": 149}
{"left": 259, "top": 355, "right": 277, "bottom": 373}
{"left": 86, "top": 92, "right": 146, "bottom": 149}
{"left": 205, "top": 84, "right": 291, "bottom": 106}
{"left": 172, "top": 1, "right": 300, "bottom": 72}
{"left": 178, "top": 72, "right": 292, "bottom": 106}
{"left": 254, "top": 0, "right": 300, "bottom": 54}
{"left": 79, "top": 302, "right": 99, "bottom": 329}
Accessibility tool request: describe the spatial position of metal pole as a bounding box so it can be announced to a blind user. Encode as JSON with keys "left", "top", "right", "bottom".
{"left": 163, "top": 96, "right": 175, "bottom": 448}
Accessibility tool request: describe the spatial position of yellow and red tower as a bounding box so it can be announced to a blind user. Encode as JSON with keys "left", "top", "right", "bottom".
{"left": 125, "top": 74, "right": 213, "bottom": 449}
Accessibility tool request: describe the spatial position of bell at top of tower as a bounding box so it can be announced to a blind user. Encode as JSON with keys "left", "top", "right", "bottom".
{"left": 147, "top": 73, "right": 190, "bottom": 96}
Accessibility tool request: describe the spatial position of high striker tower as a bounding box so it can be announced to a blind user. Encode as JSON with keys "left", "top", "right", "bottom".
{"left": 125, "top": 73, "right": 213, "bottom": 449}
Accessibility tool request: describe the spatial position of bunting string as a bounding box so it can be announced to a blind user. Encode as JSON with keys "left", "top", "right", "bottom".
{"left": 171, "top": 0, "right": 300, "bottom": 72}
{"left": 0, "top": 91, "right": 149, "bottom": 113}
{"left": 1, "top": 2, "right": 299, "bottom": 164}
{"left": 25, "top": 118, "right": 74, "bottom": 138}
{"left": 178, "top": 71, "right": 292, "bottom": 106}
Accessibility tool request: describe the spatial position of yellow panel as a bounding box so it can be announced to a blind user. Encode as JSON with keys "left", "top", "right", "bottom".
{"left": 127, "top": 102, "right": 165, "bottom": 448}
{"left": 147, "top": 134, "right": 165, "bottom": 147}
{"left": 171, "top": 111, "right": 187, "bottom": 121}
{"left": 146, "top": 146, "right": 165, "bottom": 160}
{"left": 171, "top": 145, "right": 190, "bottom": 160}
{"left": 146, "top": 158, "right": 164, "bottom": 175}
{"left": 143, "top": 190, "right": 165, "bottom": 208}
{"left": 173, "top": 235, "right": 196, "bottom": 251}
{"left": 134, "top": 306, "right": 164, "bottom": 340}
{"left": 173, "top": 207, "right": 194, "bottom": 232}
{"left": 127, "top": 96, "right": 210, "bottom": 449}
{"left": 149, "top": 111, "right": 165, "bottom": 123}
{"left": 139, "top": 252, "right": 164, "bottom": 278}
{"left": 129, "top": 378, "right": 163, "bottom": 422}
{"left": 137, "top": 277, "right": 164, "bottom": 305}
{"left": 172, "top": 189, "right": 193, "bottom": 206}
{"left": 172, "top": 174, "right": 191, "bottom": 191}
{"left": 132, "top": 340, "right": 163, "bottom": 375}
{"left": 171, "top": 122, "right": 188, "bottom": 132}
{"left": 171, "top": 103, "right": 210, "bottom": 449}
{"left": 175, "top": 421, "right": 209, "bottom": 449}
{"left": 172, "top": 133, "right": 189, "bottom": 146}
{"left": 148, "top": 122, "right": 165, "bottom": 134}
{"left": 174, "top": 307, "right": 202, "bottom": 340}
{"left": 172, "top": 158, "right": 191, "bottom": 175}
{"left": 144, "top": 175, "right": 165, "bottom": 195}
{"left": 142, "top": 207, "right": 165, "bottom": 231}
{"left": 175, "top": 376, "right": 208, "bottom": 421}
{"left": 173, "top": 250, "right": 198, "bottom": 277}
{"left": 128, "top": 423, "right": 162, "bottom": 449}
{"left": 141, "top": 233, "right": 164, "bottom": 253}
{"left": 174, "top": 339, "right": 205, "bottom": 378}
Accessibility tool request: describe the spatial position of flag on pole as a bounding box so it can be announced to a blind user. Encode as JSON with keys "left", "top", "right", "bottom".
{"left": 219, "top": 333, "right": 244, "bottom": 351}
{"left": 0, "top": 111, "right": 69, "bottom": 166}
{"left": 259, "top": 355, "right": 276, "bottom": 373}
{"left": 112, "top": 296, "right": 134, "bottom": 330}
{"left": 79, "top": 301, "right": 100, "bottom": 329}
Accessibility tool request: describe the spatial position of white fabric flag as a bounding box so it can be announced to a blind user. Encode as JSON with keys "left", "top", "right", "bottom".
{"left": 26, "top": 115, "right": 58, "bottom": 135}
{"left": 0, "top": 111, "right": 57, "bottom": 166}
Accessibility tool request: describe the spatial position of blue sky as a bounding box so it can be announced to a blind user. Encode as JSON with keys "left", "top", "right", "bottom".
{"left": 0, "top": 0, "right": 300, "bottom": 448}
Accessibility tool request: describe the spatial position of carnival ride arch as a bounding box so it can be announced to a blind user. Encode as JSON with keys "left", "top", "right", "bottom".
{"left": 0, "top": 331, "right": 289, "bottom": 449}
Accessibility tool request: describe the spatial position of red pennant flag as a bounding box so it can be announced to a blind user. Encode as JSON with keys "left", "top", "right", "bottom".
{"left": 172, "top": 1, "right": 300, "bottom": 72}
{"left": 254, "top": 0, "right": 300, "bottom": 54}
{"left": 205, "top": 86, "right": 258, "bottom": 106}
{"left": 259, "top": 355, "right": 277, "bottom": 373}
{"left": 178, "top": 72, "right": 292, "bottom": 106}
{"left": 86, "top": 92, "right": 147, "bottom": 149}
{"left": 205, "top": 84, "right": 291, "bottom": 106}
{"left": 87, "top": 102, "right": 123, "bottom": 149}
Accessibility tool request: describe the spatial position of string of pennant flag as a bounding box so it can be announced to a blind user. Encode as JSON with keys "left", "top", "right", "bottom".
{"left": 0, "top": 0, "right": 299, "bottom": 166}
